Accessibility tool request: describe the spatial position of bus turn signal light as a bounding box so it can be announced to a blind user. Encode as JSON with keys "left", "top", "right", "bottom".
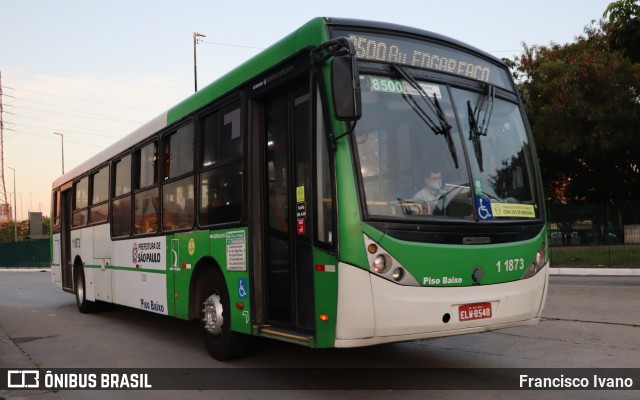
{"left": 319, "top": 314, "right": 329, "bottom": 322}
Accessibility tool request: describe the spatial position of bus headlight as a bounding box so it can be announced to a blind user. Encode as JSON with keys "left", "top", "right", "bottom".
{"left": 363, "top": 234, "right": 420, "bottom": 286}
{"left": 522, "top": 242, "right": 546, "bottom": 279}
{"left": 392, "top": 268, "right": 404, "bottom": 281}
{"left": 373, "top": 255, "right": 389, "bottom": 273}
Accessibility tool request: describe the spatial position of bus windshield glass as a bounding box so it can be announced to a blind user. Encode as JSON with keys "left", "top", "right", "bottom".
{"left": 354, "top": 74, "right": 540, "bottom": 221}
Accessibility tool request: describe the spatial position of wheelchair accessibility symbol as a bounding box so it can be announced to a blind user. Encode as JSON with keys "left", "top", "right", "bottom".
{"left": 238, "top": 278, "right": 248, "bottom": 299}
{"left": 476, "top": 197, "right": 493, "bottom": 221}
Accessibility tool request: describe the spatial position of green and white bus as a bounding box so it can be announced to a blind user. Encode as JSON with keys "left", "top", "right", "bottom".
{"left": 51, "top": 17, "right": 548, "bottom": 360}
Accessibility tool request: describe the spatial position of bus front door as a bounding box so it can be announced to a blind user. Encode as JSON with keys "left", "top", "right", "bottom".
{"left": 263, "top": 83, "right": 315, "bottom": 333}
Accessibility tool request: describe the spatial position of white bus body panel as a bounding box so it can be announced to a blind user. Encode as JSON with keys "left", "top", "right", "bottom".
{"left": 91, "top": 225, "right": 113, "bottom": 302}
{"left": 113, "top": 237, "right": 168, "bottom": 315}
{"left": 113, "top": 269, "right": 168, "bottom": 315}
{"left": 93, "top": 224, "right": 112, "bottom": 259}
{"left": 335, "top": 264, "right": 375, "bottom": 339}
{"left": 55, "top": 225, "right": 169, "bottom": 315}
{"left": 335, "top": 261, "right": 549, "bottom": 347}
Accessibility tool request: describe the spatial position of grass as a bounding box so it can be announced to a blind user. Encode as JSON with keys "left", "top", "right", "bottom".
{"left": 549, "top": 245, "right": 640, "bottom": 267}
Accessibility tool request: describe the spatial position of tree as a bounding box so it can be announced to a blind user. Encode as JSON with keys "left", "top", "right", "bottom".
{"left": 0, "top": 222, "right": 15, "bottom": 242}
{"left": 605, "top": 0, "right": 640, "bottom": 62}
{"left": 43, "top": 216, "right": 51, "bottom": 236}
{"left": 0, "top": 221, "right": 28, "bottom": 242}
{"left": 511, "top": 21, "right": 640, "bottom": 204}
{"left": 0, "top": 217, "right": 49, "bottom": 242}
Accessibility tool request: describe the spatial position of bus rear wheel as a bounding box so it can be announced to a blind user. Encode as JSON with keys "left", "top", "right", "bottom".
{"left": 199, "top": 268, "right": 249, "bottom": 360}
{"left": 75, "top": 265, "right": 98, "bottom": 313}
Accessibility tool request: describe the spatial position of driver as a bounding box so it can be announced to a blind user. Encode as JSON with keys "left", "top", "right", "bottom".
{"left": 413, "top": 171, "right": 444, "bottom": 215}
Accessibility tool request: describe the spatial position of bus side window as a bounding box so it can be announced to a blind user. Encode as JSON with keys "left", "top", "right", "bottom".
{"left": 89, "top": 166, "right": 109, "bottom": 224}
{"left": 164, "top": 124, "right": 194, "bottom": 181}
{"left": 198, "top": 101, "right": 243, "bottom": 226}
{"left": 316, "top": 92, "right": 334, "bottom": 245}
{"left": 136, "top": 141, "right": 158, "bottom": 189}
{"left": 163, "top": 178, "right": 194, "bottom": 230}
{"left": 72, "top": 176, "right": 89, "bottom": 227}
{"left": 53, "top": 190, "right": 61, "bottom": 227}
{"left": 162, "top": 123, "right": 194, "bottom": 231}
{"left": 111, "top": 154, "right": 132, "bottom": 238}
{"left": 135, "top": 141, "right": 161, "bottom": 234}
{"left": 134, "top": 188, "right": 159, "bottom": 234}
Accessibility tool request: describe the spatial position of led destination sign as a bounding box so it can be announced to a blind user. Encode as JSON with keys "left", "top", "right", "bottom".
{"left": 332, "top": 29, "right": 512, "bottom": 89}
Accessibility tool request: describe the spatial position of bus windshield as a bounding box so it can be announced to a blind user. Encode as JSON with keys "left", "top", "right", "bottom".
{"left": 353, "top": 74, "right": 540, "bottom": 221}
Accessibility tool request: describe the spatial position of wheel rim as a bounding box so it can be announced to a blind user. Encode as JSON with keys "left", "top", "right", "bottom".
{"left": 202, "top": 293, "right": 224, "bottom": 335}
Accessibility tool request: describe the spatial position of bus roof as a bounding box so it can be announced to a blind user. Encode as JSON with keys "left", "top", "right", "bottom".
{"left": 52, "top": 17, "right": 504, "bottom": 189}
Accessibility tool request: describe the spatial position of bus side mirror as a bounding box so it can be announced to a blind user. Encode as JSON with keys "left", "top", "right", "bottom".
{"left": 331, "top": 55, "right": 361, "bottom": 121}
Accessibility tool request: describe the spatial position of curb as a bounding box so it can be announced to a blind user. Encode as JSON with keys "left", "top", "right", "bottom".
{"left": 550, "top": 268, "right": 640, "bottom": 276}
{"left": 0, "top": 268, "right": 51, "bottom": 272}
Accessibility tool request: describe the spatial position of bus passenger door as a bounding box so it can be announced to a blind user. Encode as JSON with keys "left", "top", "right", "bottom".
{"left": 60, "top": 189, "right": 73, "bottom": 291}
{"left": 263, "top": 82, "right": 315, "bottom": 333}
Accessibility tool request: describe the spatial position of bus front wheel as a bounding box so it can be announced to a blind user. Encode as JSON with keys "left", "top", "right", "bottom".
{"left": 75, "top": 265, "right": 98, "bottom": 313}
{"left": 199, "top": 268, "right": 249, "bottom": 360}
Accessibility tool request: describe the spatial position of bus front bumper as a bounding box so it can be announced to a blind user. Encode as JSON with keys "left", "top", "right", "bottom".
{"left": 334, "top": 261, "right": 549, "bottom": 348}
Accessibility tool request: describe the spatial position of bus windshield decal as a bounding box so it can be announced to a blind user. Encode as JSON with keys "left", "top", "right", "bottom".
{"left": 332, "top": 29, "right": 512, "bottom": 89}
{"left": 368, "top": 76, "right": 442, "bottom": 98}
{"left": 490, "top": 202, "right": 536, "bottom": 218}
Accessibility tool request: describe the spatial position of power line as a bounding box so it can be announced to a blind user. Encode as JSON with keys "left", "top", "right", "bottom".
{"left": 11, "top": 104, "right": 142, "bottom": 125}
{"left": 5, "top": 93, "right": 143, "bottom": 124}
{"left": 3, "top": 84, "right": 157, "bottom": 141}
{"left": 4, "top": 120, "right": 122, "bottom": 138}
{"left": 199, "top": 40, "right": 265, "bottom": 50}
{"left": 4, "top": 86, "right": 159, "bottom": 112}
{"left": 4, "top": 127, "right": 104, "bottom": 149}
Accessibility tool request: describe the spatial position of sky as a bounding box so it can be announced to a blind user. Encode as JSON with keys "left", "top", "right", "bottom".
{"left": 0, "top": 0, "right": 613, "bottom": 219}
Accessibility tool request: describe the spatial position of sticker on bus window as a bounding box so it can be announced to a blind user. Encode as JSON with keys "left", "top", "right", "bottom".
{"left": 226, "top": 230, "right": 246, "bottom": 271}
{"left": 367, "top": 76, "right": 442, "bottom": 98}
{"left": 296, "top": 186, "right": 305, "bottom": 202}
{"left": 474, "top": 179, "right": 484, "bottom": 195}
{"left": 475, "top": 197, "right": 493, "bottom": 221}
{"left": 297, "top": 218, "right": 306, "bottom": 235}
{"left": 491, "top": 203, "right": 536, "bottom": 218}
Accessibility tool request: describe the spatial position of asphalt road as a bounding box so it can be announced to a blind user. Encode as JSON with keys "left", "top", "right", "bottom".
{"left": 0, "top": 270, "right": 638, "bottom": 399}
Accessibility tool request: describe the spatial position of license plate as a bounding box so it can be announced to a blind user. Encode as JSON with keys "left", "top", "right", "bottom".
{"left": 459, "top": 302, "right": 492, "bottom": 321}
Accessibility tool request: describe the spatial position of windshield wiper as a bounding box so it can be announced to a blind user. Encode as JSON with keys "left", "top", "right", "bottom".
{"left": 467, "top": 84, "right": 495, "bottom": 172}
{"left": 391, "top": 65, "right": 459, "bottom": 169}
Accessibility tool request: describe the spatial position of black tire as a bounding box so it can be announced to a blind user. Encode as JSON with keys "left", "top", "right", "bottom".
{"left": 199, "top": 268, "right": 250, "bottom": 360}
{"left": 75, "top": 265, "right": 98, "bottom": 313}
